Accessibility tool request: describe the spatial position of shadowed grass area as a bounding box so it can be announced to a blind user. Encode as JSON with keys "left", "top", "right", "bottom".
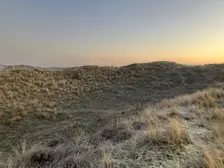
{"left": 2, "top": 86, "right": 223, "bottom": 168}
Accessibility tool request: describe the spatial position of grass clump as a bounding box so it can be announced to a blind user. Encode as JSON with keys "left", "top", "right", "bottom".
{"left": 168, "top": 119, "right": 191, "bottom": 145}
{"left": 201, "top": 149, "right": 224, "bottom": 168}
{"left": 212, "top": 108, "right": 224, "bottom": 122}
{"left": 147, "top": 117, "right": 164, "bottom": 144}
{"left": 147, "top": 118, "right": 191, "bottom": 146}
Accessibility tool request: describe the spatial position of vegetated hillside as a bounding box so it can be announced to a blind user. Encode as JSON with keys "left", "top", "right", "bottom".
{"left": 0, "top": 62, "right": 224, "bottom": 123}
{"left": 3, "top": 86, "right": 224, "bottom": 168}
{"left": 0, "top": 65, "right": 5, "bottom": 70}
{"left": 0, "top": 62, "right": 224, "bottom": 167}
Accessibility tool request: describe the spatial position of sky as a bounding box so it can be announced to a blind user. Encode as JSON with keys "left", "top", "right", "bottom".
{"left": 0, "top": 0, "right": 224, "bottom": 67}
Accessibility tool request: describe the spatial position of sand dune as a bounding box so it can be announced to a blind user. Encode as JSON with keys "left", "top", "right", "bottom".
{"left": 0, "top": 61, "right": 224, "bottom": 168}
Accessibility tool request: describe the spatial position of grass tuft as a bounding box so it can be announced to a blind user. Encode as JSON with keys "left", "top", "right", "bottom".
{"left": 203, "top": 150, "right": 224, "bottom": 168}
{"left": 168, "top": 119, "right": 191, "bottom": 145}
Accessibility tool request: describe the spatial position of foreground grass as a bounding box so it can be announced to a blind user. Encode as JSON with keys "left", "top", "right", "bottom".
{"left": 2, "top": 86, "right": 223, "bottom": 168}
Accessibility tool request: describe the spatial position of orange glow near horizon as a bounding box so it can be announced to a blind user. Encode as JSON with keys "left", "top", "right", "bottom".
{"left": 102, "top": 55, "right": 224, "bottom": 66}
{"left": 92, "top": 47, "right": 224, "bottom": 66}
{"left": 88, "top": 33, "right": 224, "bottom": 66}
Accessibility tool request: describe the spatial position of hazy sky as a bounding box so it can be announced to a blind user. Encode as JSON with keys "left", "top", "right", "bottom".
{"left": 1, "top": 0, "right": 224, "bottom": 67}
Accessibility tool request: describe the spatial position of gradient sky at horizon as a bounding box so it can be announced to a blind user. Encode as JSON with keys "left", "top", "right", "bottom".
{"left": 1, "top": 0, "right": 224, "bottom": 67}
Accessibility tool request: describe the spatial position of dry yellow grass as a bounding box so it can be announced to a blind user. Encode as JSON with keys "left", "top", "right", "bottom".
{"left": 203, "top": 150, "right": 224, "bottom": 168}
{"left": 194, "top": 91, "right": 224, "bottom": 168}
{"left": 159, "top": 87, "right": 224, "bottom": 109}
{"left": 213, "top": 122, "right": 224, "bottom": 140}
{"left": 1, "top": 63, "right": 223, "bottom": 124}
{"left": 147, "top": 116, "right": 163, "bottom": 144}
{"left": 101, "top": 151, "right": 113, "bottom": 168}
{"left": 146, "top": 117, "right": 190, "bottom": 146}
{"left": 2, "top": 86, "right": 224, "bottom": 168}
{"left": 212, "top": 108, "right": 224, "bottom": 122}
{"left": 1, "top": 63, "right": 224, "bottom": 168}
{"left": 0, "top": 67, "right": 122, "bottom": 124}
{"left": 168, "top": 119, "right": 190, "bottom": 145}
